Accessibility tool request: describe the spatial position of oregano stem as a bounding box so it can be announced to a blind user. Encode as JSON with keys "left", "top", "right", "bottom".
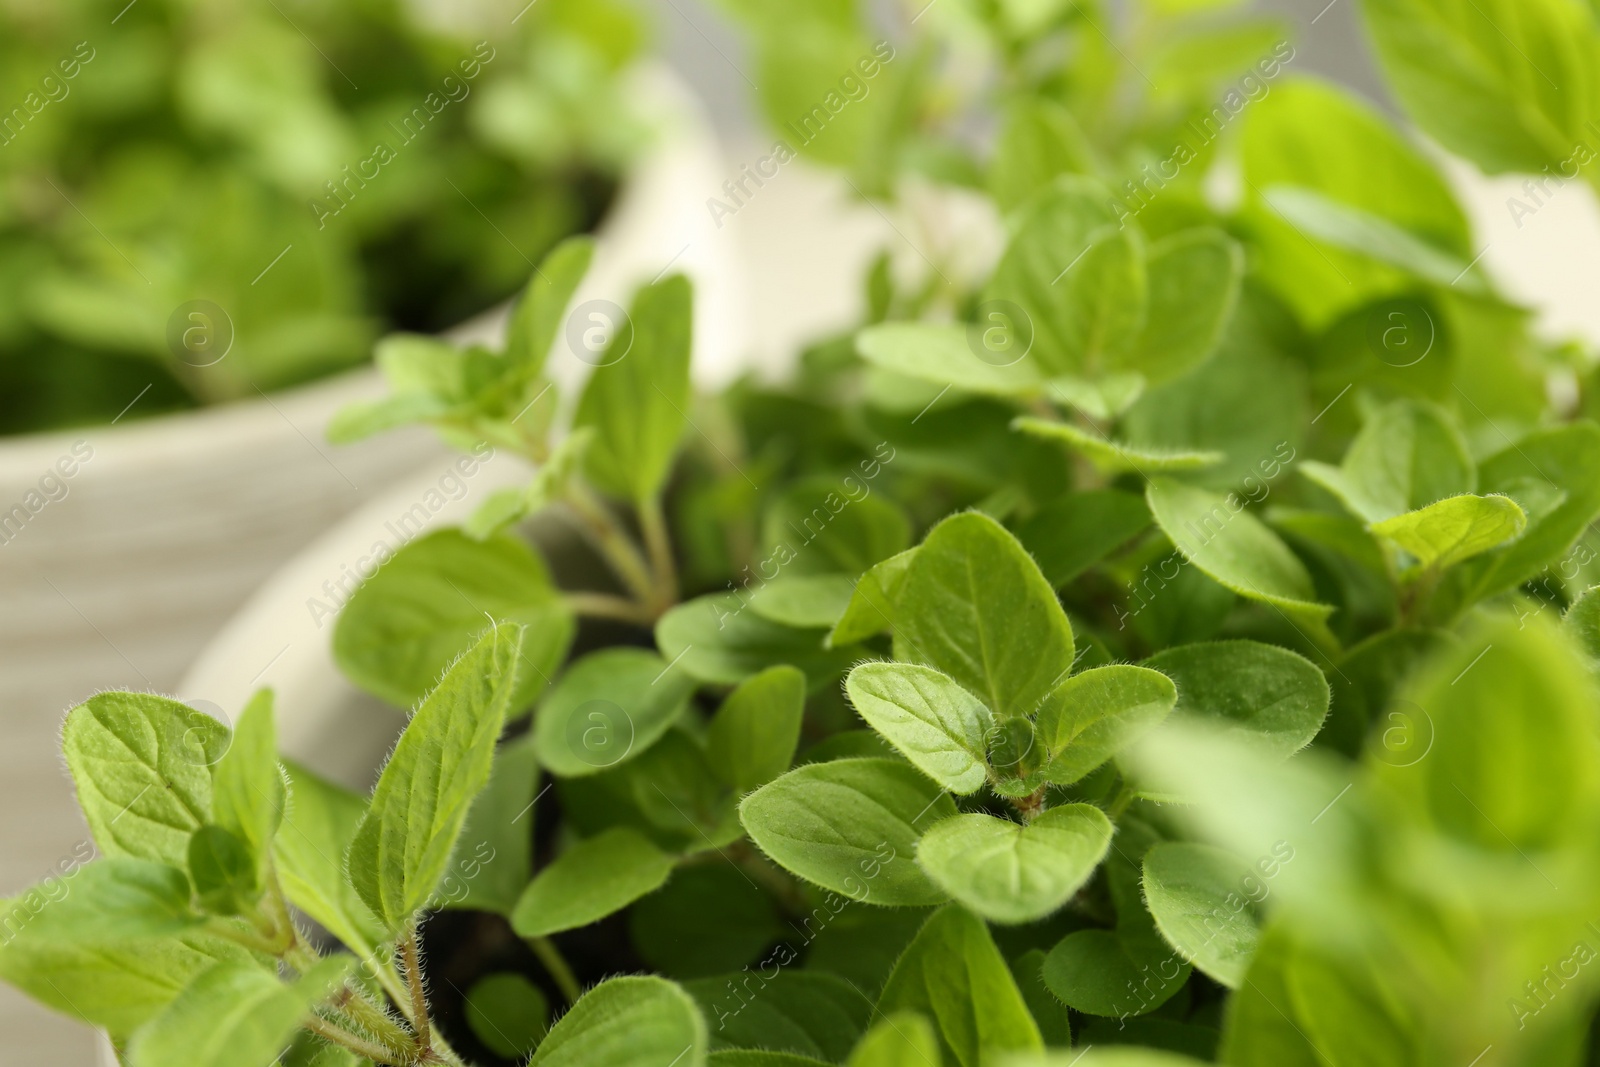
{"left": 527, "top": 935, "right": 583, "bottom": 1005}
{"left": 261, "top": 863, "right": 301, "bottom": 954}
{"left": 399, "top": 928, "right": 432, "bottom": 1054}
{"left": 1106, "top": 779, "right": 1139, "bottom": 820}
{"left": 639, "top": 494, "right": 680, "bottom": 608}
{"left": 305, "top": 1014, "right": 408, "bottom": 1065}
{"left": 1009, "top": 787, "right": 1048, "bottom": 823}
{"left": 203, "top": 918, "right": 285, "bottom": 957}
{"left": 563, "top": 482, "right": 659, "bottom": 605}
{"left": 563, "top": 591, "right": 656, "bottom": 624}
{"left": 339, "top": 929, "right": 416, "bottom": 1025}
{"left": 330, "top": 983, "right": 415, "bottom": 1061}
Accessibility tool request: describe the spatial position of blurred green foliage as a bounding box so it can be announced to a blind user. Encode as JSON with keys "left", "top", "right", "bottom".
{"left": 0, "top": 0, "right": 649, "bottom": 433}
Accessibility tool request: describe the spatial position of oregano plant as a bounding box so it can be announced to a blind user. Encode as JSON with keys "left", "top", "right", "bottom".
{"left": 11, "top": 0, "right": 1600, "bottom": 1064}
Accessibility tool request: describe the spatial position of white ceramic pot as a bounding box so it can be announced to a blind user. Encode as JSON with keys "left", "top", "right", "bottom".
{"left": 0, "top": 60, "right": 730, "bottom": 1064}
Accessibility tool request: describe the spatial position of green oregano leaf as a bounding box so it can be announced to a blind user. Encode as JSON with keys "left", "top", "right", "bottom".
{"left": 0, "top": 928, "right": 256, "bottom": 1038}
{"left": 1369, "top": 493, "right": 1527, "bottom": 570}
{"left": 10, "top": 859, "right": 199, "bottom": 943}
{"left": 573, "top": 274, "right": 695, "bottom": 504}
{"left": 657, "top": 593, "right": 866, "bottom": 686}
{"left": 1564, "top": 586, "right": 1600, "bottom": 662}
{"left": 333, "top": 529, "right": 573, "bottom": 713}
{"left": 984, "top": 176, "right": 1147, "bottom": 378}
{"left": 829, "top": 547, "right": 918, "bottom": 647}
{"left": 127, "top": 956, "right": 352, "bottom": 1067}
{"left": 855, "top": 323, "right": 1046, "bottom": 398}
{"left": 846, "top": 1011, "right": 942, "bottom": 1067}
{"left": 209, "top": 688, "right": 284, "bottom": 880}
{"left": 1013, "top": 417, "right": 1225, "bottom": 474}
{"left": 527, "top": 975, "right": 708, "bottom": 1067}
{"left": 1145, "top": 477, "right": 1333, "bottom": 625}
{"left": 914, "top": 806, "right": 1113, "bottom": 924}
{"left": 187, "top": 826, "right": 261, "bottom": 917}
{"left": 511, "top": 827, "right": 675, "bottom": 938}
{"left": 844, "top": 662, "right": 994, "bottom": 795}
{"left": 746, "top": 575, "right": 859, "bottom": 629}
{"left": 877, "top": 905, "right": 1044, "bottom": 1067}
{"left": 466, "top": 972, "right": 550, "bottom": 1060}
{"left": 62, "top": 693, "right": 227, "bottom": 867}
{"left": 895, "top": 512, "right": 1075, "bottom": 720}
{"left": 686, "top": 970, "right": 868, "bottom": 1060}
{"left": 347, "top": 622, "right": 524, "bottom": 934}
{"left": 1218, "top": 926, "right": 1324, "bottom": 1067}
{"left": 1376, "top": 615, "right": 1600, "bottom": 853}
{"left": 1141, "top": 842, "right": 1265, "bottom": 988}
{"left": 707, "top": 665, "right": 807, "bottom": 792}
{"left": 448, "top": 731, "right": 541, "bottom": 917}
{"left": 1442, "top": 422, "right": 1600, "bottom": 613}
{"left": 990, "top": 97, "right": 1095, "bottom": 213}
{"left": 760, "top": 477, "right": 913, "bottom": 576}
{"left": 740, "top": 758, "right": 957, "bottom": 906}
{"left": 1131, "top": 228, "right": 1244, "bottom": 383}
{"left": 274, "top": 762, "right": 383, "bottom": 955}
{"left": 1298, "top": 399, "right": 1474, "bottom": 524}
{"left": 505, "top": 236, "right": 595, "bottom": 371}
{"left": 1360, "top": 0, "right": 1599, "bottom": 174}
{"left": 1034, "top": 664, "right": 1177, "bottom": 784}
{"left": 1014, "top": 490, "right": 1151, "bottom": 589}
{"left": 1009, "top": 948, "right": 1072, "bottom": 1047}
{"left": 1142, "top": 641, "right": 1329, "bottom": 758}
{"left": 535, "top": 647, "right": 697, "bottom": 778}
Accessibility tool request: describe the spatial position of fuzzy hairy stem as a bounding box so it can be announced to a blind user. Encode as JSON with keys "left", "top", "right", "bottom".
{"left": 305, "top": 1014, "right": 408, "bottom": 1065}
{"left": 400, "top": 928, "right": 432, "bottom": 1055}
{"left": 1106, "top": 779, "right": 1139, "bottom": 820}
{"left": 342, "top": 932, "right": 417, "bottom": 1025}
{"left": 329, "top": 982, "right": 416, "bottom": 1061}
{"left": 1008, "top": 787, "right": 1048, "bottom": 823}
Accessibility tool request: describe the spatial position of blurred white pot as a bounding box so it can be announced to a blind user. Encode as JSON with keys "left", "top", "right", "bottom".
{"left": 0, "top": 60, "right": 731, "bottom": 1066}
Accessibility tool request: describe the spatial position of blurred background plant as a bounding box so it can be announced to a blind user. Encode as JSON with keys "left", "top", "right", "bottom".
{"left": 0, "top": 0, "right": 650, "bottom": 433}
